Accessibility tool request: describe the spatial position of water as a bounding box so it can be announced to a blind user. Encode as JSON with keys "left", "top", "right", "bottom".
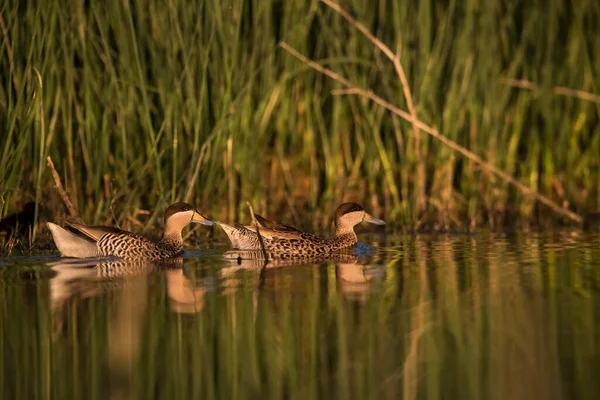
{"left": 1, "top": 230, "right": 600, "bottom": 400}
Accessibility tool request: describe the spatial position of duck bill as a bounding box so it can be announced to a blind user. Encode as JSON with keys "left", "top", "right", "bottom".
{"left": 191, "top": 210, "right": 216, "bottom": 226}
{"left": 363, "top": 212, "right": 386, "bottom": 225}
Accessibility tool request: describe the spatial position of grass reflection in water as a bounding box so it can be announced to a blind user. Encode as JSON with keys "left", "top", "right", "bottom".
{"left": 1, "top": 231, "right": 600, "bottom": 400}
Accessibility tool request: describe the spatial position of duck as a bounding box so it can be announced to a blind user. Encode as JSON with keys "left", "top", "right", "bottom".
{"left": 47, "top": 202, "right": 215, "bottom": 260}
{"left": 216, "top": 202, "right": 385, "bottom": 258}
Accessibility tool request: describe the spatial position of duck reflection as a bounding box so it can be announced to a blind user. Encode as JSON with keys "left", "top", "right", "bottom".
{"left": 218, "top": 250, "right": 384, "bottom": 301}
{"left": 47, "top": 256, "right": 206, "bottom": 399}
{"left": 48, "top": 257, "right": 204, "bottom": 313}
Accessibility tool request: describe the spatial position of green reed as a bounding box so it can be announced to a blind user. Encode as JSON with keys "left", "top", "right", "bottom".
{"left": 1, "top": 0, "right": 599, "bottom": 235}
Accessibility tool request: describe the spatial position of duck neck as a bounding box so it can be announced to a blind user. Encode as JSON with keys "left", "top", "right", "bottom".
{"left": 332, "top": 225, "right": 358, "bottom": 250}
{"left": 335, "top": 225, "right": 357, "bottom": 239}
{"left": 160, "top": 225, "right": 184, "bottom": 251}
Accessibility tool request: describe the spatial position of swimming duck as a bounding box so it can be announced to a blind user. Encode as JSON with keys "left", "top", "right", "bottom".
{"left": 47, "top": 202, "right": 214, "bottom": 260}
{"left": 217, "top": 202, "right": 385, "bottom": 258}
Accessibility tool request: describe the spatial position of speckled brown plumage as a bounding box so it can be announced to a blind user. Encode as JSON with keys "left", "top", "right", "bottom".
{"left": 47, "top": 202, "right": 214, "bottom": 260}
{"left": 217, "top": 202, "right": 385, "bottom": 258}
{"left": 94, "top": 231, "right": 184, "bottom": 260}
{"left": 218, "top": 227, "right": 357, "bottom": 258}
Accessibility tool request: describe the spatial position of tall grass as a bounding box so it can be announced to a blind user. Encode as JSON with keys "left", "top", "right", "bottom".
{"left": 1, "top": 232, "right": 599, "bottom": 399}
{"left": 1, "top": 0, "right": 599, "bottom": 233}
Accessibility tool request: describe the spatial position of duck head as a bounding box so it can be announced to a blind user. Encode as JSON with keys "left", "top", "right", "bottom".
{"left": 163, "top": 202, "right": 215, "bottom": 238}
{"left": 334, "top": 202, "right": 385, "bottom": 235}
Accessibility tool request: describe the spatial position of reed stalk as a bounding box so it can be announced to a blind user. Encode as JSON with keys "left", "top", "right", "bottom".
{"left": 0, "top": 0, "right": 598, "bottom": 234}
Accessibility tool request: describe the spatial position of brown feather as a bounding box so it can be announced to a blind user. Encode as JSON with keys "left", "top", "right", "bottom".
{"left": 66, "top": 222, "right": 126, "bottom": 241}
{"left": 254, "top": 214, "right": 303, "bottom": 233}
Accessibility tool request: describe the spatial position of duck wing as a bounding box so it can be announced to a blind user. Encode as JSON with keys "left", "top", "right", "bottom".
{"left": 252, "top": 214, "right": 303, "bottom": 233}
{"left": 240, "top": 214, "right": 305, "bottom": 239}
{"left": 66, "top": 222, "right": 131, "bottom": 242}
{"left": 244, "top": 215, "right": 311, "bottom": 240}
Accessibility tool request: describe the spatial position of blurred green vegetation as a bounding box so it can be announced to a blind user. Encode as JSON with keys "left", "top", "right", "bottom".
{"left": 1, "top": 231, "right": 600, "bottom": 399}
{"left": 1, "top": 0, "right": 599, "bottom": 235}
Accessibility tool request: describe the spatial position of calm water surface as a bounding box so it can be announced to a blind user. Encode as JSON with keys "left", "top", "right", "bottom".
{"left": 1, "top": 230, "right": 599, "bottom": 400}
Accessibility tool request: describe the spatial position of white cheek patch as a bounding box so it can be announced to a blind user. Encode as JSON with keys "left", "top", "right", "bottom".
{"left": 165, "top": 210, "right": 194, "bottom": 235}
{"left": 340, "top": 211, "right": 365, "bottom": 226}
{"left": 181, "top": 211, "right": 195, "bottom": 224}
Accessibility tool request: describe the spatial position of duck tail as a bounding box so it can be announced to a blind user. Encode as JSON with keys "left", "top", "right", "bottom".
{"left": 47, "top": 222, "right": 100, "bottom": 258}
{"left": 216, "top": 221, "right": 262, "bottom": 249}
{"left": 215, "top": 222, "right": 241, "bottom": 248}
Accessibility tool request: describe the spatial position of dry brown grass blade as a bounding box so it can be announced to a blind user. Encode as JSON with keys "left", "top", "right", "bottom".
{"left": 279, "top": 42, "right": 583, "bottom": 224}
{"left": 246, "top": 201, "right": 269, "bottom": 261}
{"left": 502, "top": 78, "right": 600, "bottom": 105}
{"left": 47, "top": 156, "right": 82, "bottom": 222}
{"left": 320, "top": 0, "right": 426, "bottom": 213}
